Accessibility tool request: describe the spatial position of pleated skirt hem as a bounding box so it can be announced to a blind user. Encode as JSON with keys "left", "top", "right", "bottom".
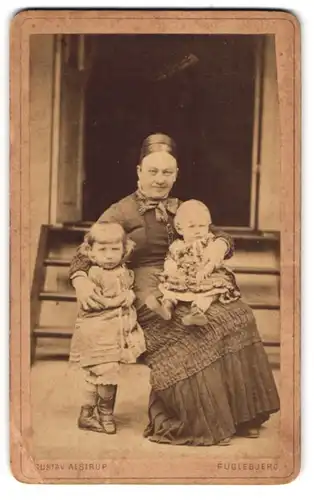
{"left": 143, "top": 343, "right": 280, "bottom": 446}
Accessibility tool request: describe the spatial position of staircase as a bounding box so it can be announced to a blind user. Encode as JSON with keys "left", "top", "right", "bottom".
{"left": 31, "top": 224, "right": 280, "bottom": 366}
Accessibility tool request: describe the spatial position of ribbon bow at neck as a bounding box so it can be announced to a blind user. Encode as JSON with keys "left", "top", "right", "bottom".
{"left": 136, "top": 190, "right": 179, "bottom": 223}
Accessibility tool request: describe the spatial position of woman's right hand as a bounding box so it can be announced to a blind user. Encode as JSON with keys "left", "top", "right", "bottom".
{"left": 121, "top": 290, "right": 136, "bottom": 307}
{"left": 72, "top": 276, "right": 104, "bottom": 311}
{"left": 196, "top": 262, "right": 215, "bottom": 284}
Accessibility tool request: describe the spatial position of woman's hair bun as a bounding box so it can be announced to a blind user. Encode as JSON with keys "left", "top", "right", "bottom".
{"left": 140, "top": 133, "right": 177, "bottom": 162}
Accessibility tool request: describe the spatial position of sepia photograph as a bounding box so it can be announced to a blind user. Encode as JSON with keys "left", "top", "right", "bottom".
{"left": 10, "top": 10, "right": 300, "bottom": 484}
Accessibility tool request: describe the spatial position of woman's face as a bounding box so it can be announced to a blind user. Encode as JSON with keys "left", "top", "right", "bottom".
{"left": 137, "top": 151, "right": 178, "bottom": 199}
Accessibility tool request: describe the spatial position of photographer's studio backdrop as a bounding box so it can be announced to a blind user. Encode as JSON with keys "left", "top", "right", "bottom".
{"left": 29, "top": 34, "right": 280, "bottom": 365}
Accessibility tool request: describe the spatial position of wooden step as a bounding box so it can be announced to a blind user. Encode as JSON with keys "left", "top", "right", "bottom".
{"left": 44, "top": 226, "right": 280, "bottom": 277}
{"left": 43, "top": 257, "right": 280, "bottom": 276}
{"left": 46, "top": 224, "right": 279, "bottom": 251}
{"left": 40, "top": 291, "right": 77, "bottom": 301}
{"left": 39, "top": 291, "right": 280, "bottom": 310}
{"left": 44, "top": 258, "right": 71, "bottom": 267}
{"left": 263, "top": 340, "right": 280, "bottom": 347}
{"left": 43, "top": 264, "right": 280, "bottom": 309}
{"left": 43, "top": 262, "right": 280, "bottom": 306}
{"left": 253, "top": 309, "right": 279, "bottom": 342}
{"left": 222, "top": 229, "right": 279, "bottom": 241}
{"left": 43, "top": 263, "right": 280, "bottom": 299}
{"left": 35, "top": 337, "right": 71, "bottom": 359}
{"left": 38, "top": 301, "right": 78, "bottom": 328}
{"left": 236, "top": 274, "right": 279, "bottom": 303}
{"left": 33, "top": 326, "right": 280, "bottom": 349}
{"left": 50, "top": 224, "right": 280, "bottom": 240}
{"left": 37, "top": 305, "right": 280, "bottom": 349}
{"left": 34, "top": 326, "right": 73, "bottom": 338}
{"left": 232, "top": 266, "right": 279, "bottom": 276}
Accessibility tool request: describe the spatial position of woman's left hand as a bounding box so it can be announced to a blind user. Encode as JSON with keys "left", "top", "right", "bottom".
{"left": 196, "top": 238, "right": 227, "bottom": 284}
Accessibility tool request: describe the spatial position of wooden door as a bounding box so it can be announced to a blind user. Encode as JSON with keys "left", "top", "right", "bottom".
{"left": 50, "top": 35, "right": 92, "bottom": 224}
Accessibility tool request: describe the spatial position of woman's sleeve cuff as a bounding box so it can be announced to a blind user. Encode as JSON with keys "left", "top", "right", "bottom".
{"left": 70, "top": 271, "right": 88, "bottom": 281}
{"left": 220, "top": 238, "right": 234, "bottom": 259}
{"left": 213, "top": 236, "right": 234, "bottom": 259}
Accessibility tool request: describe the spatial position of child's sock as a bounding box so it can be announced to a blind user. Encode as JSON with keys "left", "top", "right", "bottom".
{"left": 97, "top": 383, "right": 117, "bottom": 400}
{"left": 82, "top": 379, "right": 98, "bottom": 406}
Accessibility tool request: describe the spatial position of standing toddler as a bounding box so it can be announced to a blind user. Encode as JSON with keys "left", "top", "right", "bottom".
{"left": 70, "top": 222, "right": 146, "bottom": 434}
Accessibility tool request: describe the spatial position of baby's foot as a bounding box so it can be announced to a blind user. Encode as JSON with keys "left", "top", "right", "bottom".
{"left": 145, "top": 295, "right": 173, "bottom": 320}
{"left": 182, "top": 310, "right": 208, "bottom": 326}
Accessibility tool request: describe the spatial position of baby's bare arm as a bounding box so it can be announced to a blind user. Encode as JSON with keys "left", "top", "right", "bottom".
{"left": 164, "top": 256, "right": 179, "bottom": 276}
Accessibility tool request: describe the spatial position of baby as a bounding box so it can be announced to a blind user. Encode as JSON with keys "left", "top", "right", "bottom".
{"left": 146, "top": 200, "right": 241, "bottom": 326}
{"left": 70, "top": 222, "right": 146, "bottom": 434}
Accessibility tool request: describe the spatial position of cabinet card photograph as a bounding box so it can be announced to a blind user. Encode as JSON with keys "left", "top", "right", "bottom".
{"left": 10, "top": 10, "right": 300, "bottom": 485}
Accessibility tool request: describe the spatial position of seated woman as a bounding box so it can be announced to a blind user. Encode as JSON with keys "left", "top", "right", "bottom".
{"left": 69, "top": 132, "right": 280, "bottom": 446}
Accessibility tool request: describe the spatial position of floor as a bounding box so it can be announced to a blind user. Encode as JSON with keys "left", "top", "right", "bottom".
{"left": 30, "top": 361, "right": 280, "bottom": 461}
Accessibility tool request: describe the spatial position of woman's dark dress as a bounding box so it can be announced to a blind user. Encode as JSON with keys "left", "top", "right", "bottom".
{"left": 70, "top": 193, "right": 280, "bottom": 445}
